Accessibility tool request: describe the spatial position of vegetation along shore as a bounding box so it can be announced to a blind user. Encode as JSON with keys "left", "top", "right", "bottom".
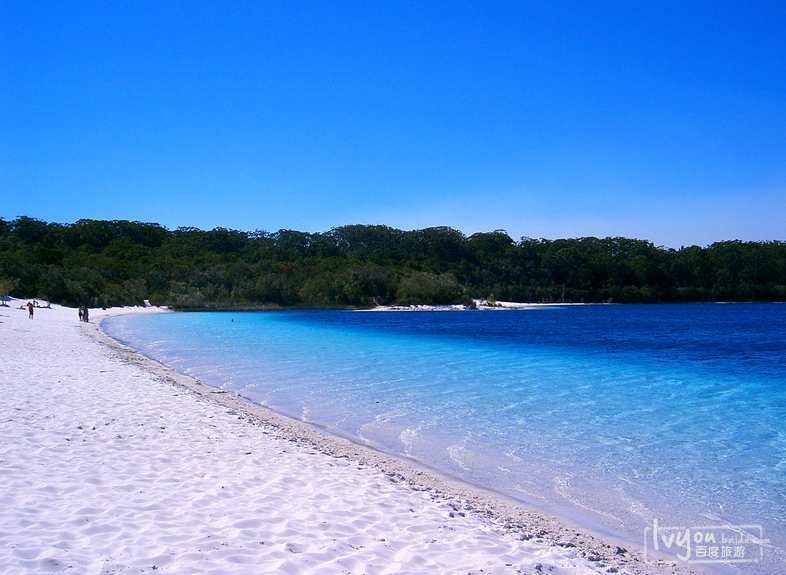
{"left": 1, "top": 216, "right": 784, "bottom": 309}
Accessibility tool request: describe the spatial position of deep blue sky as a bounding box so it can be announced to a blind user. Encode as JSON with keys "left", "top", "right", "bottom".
{"left": 2, "top": 2, "right": 784, "bottom": 247}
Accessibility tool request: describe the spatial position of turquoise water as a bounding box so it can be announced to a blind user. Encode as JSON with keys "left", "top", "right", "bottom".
{"left": 104, "top": 304, "right": 786, "bottom": 572}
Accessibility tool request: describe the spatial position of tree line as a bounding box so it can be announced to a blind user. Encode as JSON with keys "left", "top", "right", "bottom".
{"left": 1, "top": 216, "right": 784, "bottom": 308}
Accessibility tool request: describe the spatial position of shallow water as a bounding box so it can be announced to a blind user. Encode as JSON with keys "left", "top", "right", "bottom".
{"left": 105, "top": 304, "right": 786, "bottom": 572}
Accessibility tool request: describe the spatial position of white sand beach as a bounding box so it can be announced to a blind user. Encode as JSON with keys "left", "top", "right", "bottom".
{"left": 0, "top": 301, "right": 699, "bottom": 574}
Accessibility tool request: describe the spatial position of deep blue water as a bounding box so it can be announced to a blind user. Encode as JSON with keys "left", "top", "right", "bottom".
{"left": 104, "top": 304, "right": 786, "bottom": 570}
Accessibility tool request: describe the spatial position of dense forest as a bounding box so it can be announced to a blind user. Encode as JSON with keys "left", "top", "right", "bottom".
{"left": 1, "top": 216, "right": 785, "bottom": 308}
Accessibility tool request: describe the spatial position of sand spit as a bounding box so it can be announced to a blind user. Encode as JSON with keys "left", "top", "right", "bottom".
{"left": 365, "top": 301, "right": 585, "bottom": 311}
{"left": 0, "top": 302, "right": 703, "bottom": 574}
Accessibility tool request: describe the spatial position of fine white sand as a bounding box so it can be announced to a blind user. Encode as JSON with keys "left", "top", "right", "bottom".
{"left": 366, "top": 300, "right": 582, "bottom": 311}
{"left": 0, "top": 301, "right": 698, "bottom": 574}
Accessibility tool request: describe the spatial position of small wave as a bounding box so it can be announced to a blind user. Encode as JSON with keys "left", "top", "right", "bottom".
{"left": 399, "top": 426, "right": 422, "bottom": 455}
{"left": 447, "top": 444, "right": 473, "bottom": 470}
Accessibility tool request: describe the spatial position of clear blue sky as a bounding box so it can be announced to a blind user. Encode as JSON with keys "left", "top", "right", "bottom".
{"left": 2, "top": 2, "right": 784, "bottom": 247}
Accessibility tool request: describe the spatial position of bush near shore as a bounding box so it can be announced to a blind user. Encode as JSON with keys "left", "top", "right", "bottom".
{"left": 1, "top": 217, "right": 785, "bottom": 308}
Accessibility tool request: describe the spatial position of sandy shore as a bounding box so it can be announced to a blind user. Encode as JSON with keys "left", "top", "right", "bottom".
{"left": 0, "top": 301, "right": 703, "bottom": 574}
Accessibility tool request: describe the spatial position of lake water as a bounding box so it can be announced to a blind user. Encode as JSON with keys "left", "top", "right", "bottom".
{"left": 104, "top": 304, "right": 786, "bottom": 573}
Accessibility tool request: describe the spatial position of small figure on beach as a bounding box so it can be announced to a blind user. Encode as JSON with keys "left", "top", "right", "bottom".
{"left": 78, "top": 306, "right": 84, "bottom": 322}
{"left": 83, "top": 307, "right": 89, "bottom": 322}
{"left": 27, "top": 302, "right": 34, "bottom": 319}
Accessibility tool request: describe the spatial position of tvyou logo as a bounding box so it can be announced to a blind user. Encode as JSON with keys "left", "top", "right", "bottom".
{"left": 645, "top": 519, "right": 766, "bottom": 564}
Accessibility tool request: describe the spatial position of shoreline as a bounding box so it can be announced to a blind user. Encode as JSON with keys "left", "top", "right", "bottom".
{"left": 156, "top": 300, "right": 786, "bottom": 314}
{"left": 90, "top": 306, "right": 712, "bottom": 575}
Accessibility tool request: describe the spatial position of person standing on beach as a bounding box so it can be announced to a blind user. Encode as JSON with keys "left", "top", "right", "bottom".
{"left": 83, "top": 307, "right": 89, "bottom": 322}
{"left": 27, "top": 302, "right": 34, "bottom": 319}
{"left": 78, "top": 306, "right": 84, "bottom": 322}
